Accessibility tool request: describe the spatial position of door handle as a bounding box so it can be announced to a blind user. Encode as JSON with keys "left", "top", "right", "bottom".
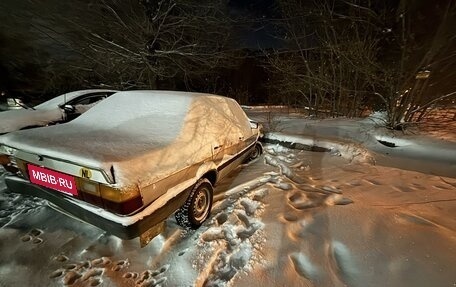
{"left": 214, "top": 145, "right": 223, "bottom": 150}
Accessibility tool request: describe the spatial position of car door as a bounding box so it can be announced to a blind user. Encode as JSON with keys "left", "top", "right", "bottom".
{"left": 215, "top": 98, "right": 252, "bottom": 180}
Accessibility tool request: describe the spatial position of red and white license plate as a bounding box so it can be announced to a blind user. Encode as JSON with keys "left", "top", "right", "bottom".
{"left": 28, "top": 164, "right": 78, "bottom": 197}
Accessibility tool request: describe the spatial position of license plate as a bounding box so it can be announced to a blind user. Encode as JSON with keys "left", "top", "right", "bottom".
{"left": 28, "top": 164, "right": 78, "bottom": 197}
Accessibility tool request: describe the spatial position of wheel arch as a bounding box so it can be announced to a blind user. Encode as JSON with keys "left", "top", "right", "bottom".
{"left": 255, "top": 142, "right": 263, "bottom": 154}
{"left": 195, "top": 161, "right": 218, "bottom": 186}
{"left": 201, "top": 170, "right": 217, "bottom": 186}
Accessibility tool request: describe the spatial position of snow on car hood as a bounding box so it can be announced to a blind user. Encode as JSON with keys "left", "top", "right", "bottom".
{"left": 0, "top": 91, "right": 251, "bottom": 188}
{"left": 0, "top": 108, "right": 64, "bottom": 134}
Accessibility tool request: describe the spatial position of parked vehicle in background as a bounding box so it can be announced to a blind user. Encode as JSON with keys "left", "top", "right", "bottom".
{"left": 0, "top": 89, "right": 117, "bottom": 134}
{"left": 0, "top": 91, "right": 32, "bottom": 111}
{"left": 5, "top": 98, "right": 27, "bottom": 110}
{"left": 0, "top": 90, "right": 262, "bottom": 246}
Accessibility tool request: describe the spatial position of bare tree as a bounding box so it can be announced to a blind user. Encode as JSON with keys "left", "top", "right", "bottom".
{"left": 265, "top": 0, "right": 381, "bottom": 118}
{"left": 266, "top": 0, "right": 456, "bottom": 128}
{"left": 374, "top": 0, "right": 456, "bottom": 129}
{"left": 7, "top": 0, "right": 240, "bottom": 92}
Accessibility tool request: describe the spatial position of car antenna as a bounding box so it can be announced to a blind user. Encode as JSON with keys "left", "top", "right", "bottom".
{"left": 64, "top": 92, "right": 67, "bottom": 121}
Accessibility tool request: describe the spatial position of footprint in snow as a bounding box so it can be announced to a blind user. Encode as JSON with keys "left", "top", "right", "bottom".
{"left": 63, "top": 271, "right": 82, "bottom": 285}
{"left": 215, "top": 213, "right": 228, "bottom": 225}
{"left": 290, "top": 252, "right": 320, "bottom": 281}
{"left": 20, "top": 228, "right": 44, "bottom": 244}
{"left": 49, "top": 269, "right": 64, "bottom": 279}
{"left": 54, "top": 254, "right": 69, "bottom": 262}
{"left": 133, "top": 265, "right": 169, "bottom": 287}
{"left": 91, "top": 257, "right": 111, "bottom": 266}
{"left": 329, "top": 241, "right": 359, "bottom": 282}
{"left": 112, "top": 259, "right": 129, "bottom": 271}
{"left": 63, "top": 263, "right": 78, "bottom": 271}
{"left": 199, "top": 180, "right": 268, "bottom": 286}
{"left": 89, "top": 278, "right": 102, "bottom": 286}
{"left": 20, "top": 235, "right": 32, "bottom": 242}
{"left": 178, "top": 248, "right": 189, "bottom": 256}
{"left": 288, "top": 191, "right": 317, "bottom": 210}
{"left": 81, "top": 268, "right": 103, "bottom": 281}
{"left": 29, "top": 228, "right": 43, "bottom": 236}
{"left": 324, "top": 194, "right": 354, "bottom": 206}
{"left": 280, "top": 212, "right": 299, "bottom": 222}
{"left": 32, "top": 237, "right": 43, "bottom": 244}
{"left": 51, "top": 256, "right": 127, "bottom": 286}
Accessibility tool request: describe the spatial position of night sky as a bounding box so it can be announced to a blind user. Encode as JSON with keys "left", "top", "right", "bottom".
{"left": 228, "top": 0, "right": 281, "bottom": 49}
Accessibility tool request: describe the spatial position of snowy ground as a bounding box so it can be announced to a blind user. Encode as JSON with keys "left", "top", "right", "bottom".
{"left": 0, "top": 113, "right": 455, "bottom": 287}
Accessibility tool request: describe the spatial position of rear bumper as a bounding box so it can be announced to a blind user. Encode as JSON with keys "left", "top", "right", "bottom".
{"left": 5, "top": 175, "right": 190, "bottom": 240}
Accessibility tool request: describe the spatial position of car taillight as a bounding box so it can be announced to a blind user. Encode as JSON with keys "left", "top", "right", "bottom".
{"left": 0, "top": 154, "right": 19, "bottom": 173}
{"left": 76, "top": 178, "right": 104, "bottom": 207}
{"left": 100, "top": 185, "right": 143, "bottom": 215}
{"left": 0, "top": 154, "right": 10, "bottom": 166}
{"left": 76, "top": 179, "right": 143, "bottom": 215}
{"left": 78, "top": 179, "right": 100, "bottom": 195}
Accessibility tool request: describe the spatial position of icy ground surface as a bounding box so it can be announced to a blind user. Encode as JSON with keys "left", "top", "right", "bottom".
{"left": 1, "top": 142, "right": 455, "bottom": 287}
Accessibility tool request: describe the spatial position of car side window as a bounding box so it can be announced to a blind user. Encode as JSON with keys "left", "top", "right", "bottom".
{"left": 70, "top": 94, "right": 107, "bottom": 106}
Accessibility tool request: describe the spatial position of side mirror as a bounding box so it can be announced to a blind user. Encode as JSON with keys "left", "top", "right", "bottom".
{"left": 62, "top": 104, "right": 75, "bottom": 113}
{"left": 250, "top": 121, "right": 258, "bottom": 129}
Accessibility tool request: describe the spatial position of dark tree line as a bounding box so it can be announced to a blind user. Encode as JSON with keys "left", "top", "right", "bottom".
{"left": 1, "top": 0, "right": 246, "bottom": 96}
{"left": 1, "top": 0, "right": 455, "bottom": 129}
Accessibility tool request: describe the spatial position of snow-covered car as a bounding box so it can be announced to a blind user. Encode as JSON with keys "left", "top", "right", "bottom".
{"left": 0, "top": 91, "right": 262, "bottom": 245}
{"left": 0, "top": 89, "right": 117, "bottom": 134}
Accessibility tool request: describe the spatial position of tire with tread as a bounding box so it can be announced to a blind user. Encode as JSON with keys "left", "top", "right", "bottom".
{"left": 175, "top": 178, "right": 213, "bottom": 229}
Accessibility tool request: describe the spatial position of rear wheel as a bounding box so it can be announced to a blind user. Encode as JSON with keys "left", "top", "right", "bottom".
{"left": 175, "top": 178, "right": 213, "bottom": 229}
{"left": 249, "top": 143, "right": 262, "bottom": 160}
